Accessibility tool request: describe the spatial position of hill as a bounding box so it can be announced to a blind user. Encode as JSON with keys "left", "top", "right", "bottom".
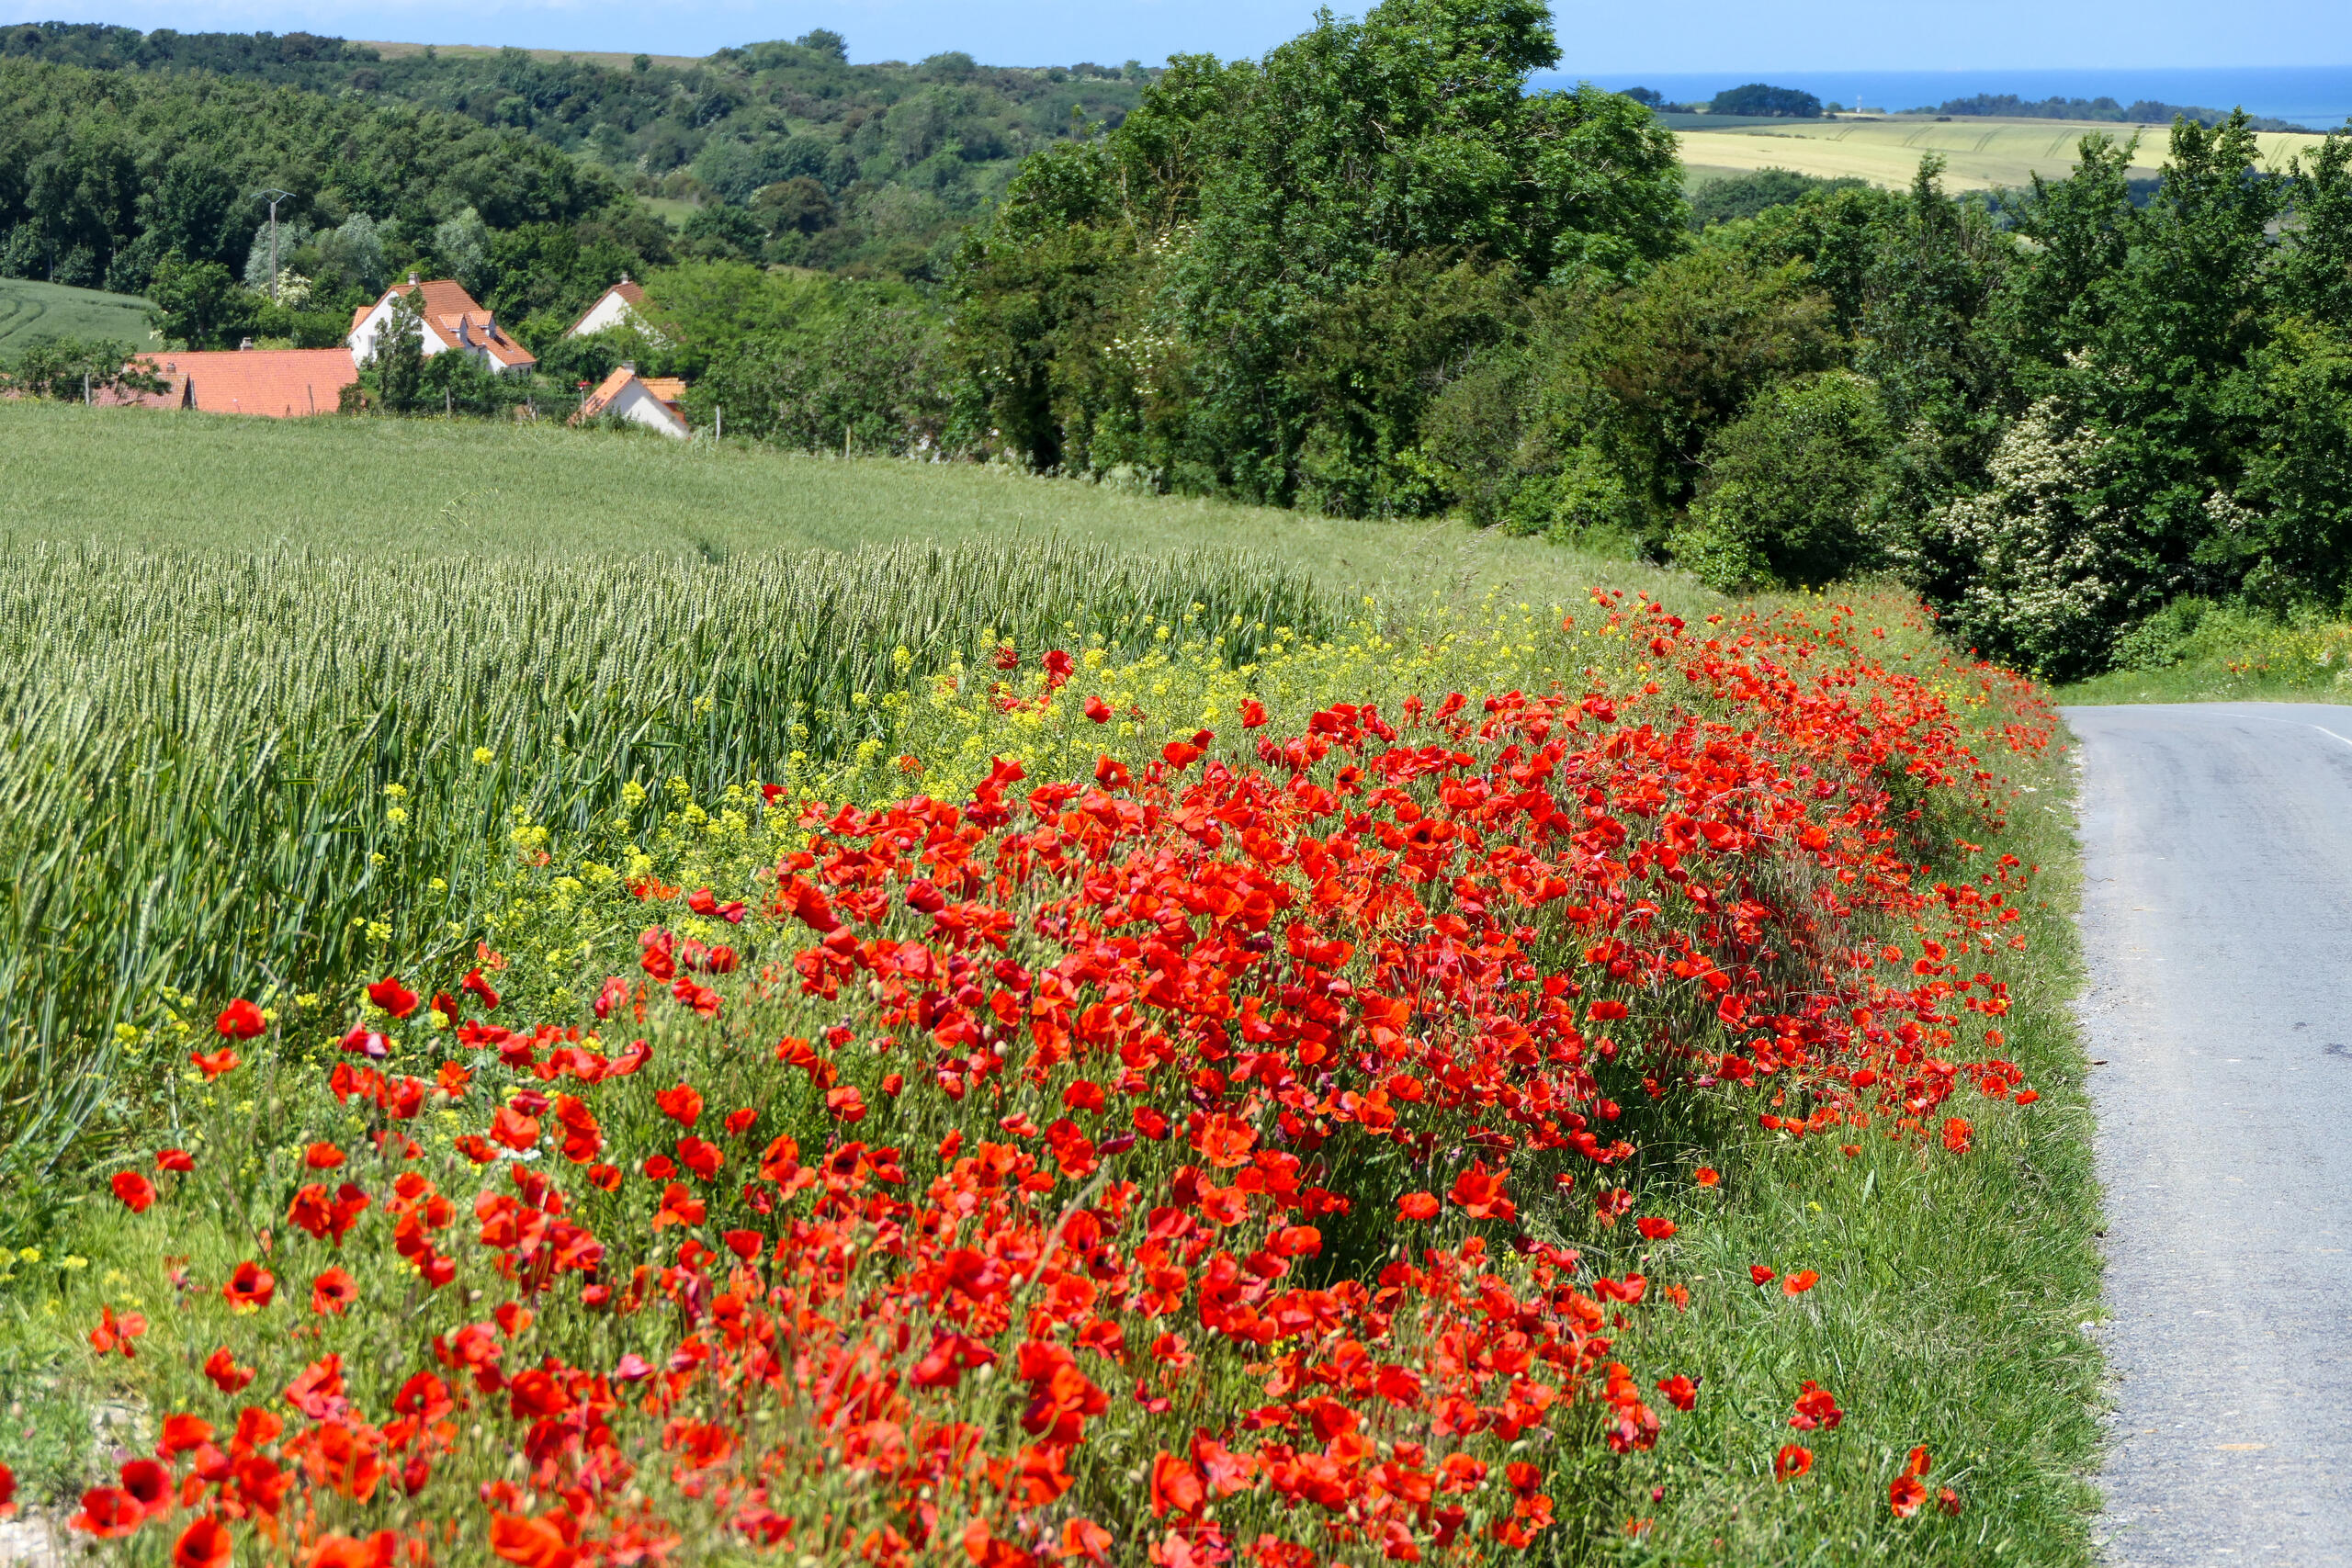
{"left": 1673, "top": 113, "right": 2331, "bottom": 191}
{"left": 0, "top": 21, "right": 1148, "bottom": 277}
{"left": 0, "top": 276, "right": 153, "bottom": 360}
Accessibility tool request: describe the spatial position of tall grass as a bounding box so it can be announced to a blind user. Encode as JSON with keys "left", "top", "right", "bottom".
{"left": 0, "top": 400, "right": 1699, "bottom": 611}
{"left": 0, "top": 538, "right": 1330, "bottom": 1213}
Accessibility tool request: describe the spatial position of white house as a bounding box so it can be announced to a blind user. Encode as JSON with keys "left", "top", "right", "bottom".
{"left": 566, "top": 277, "right": 648, "bottom": 339}
{"left": 571, "top": 365, "right": 691, "bottom": 439}
{"left": 347, "top": 276, "right": 537, "bottom": 375}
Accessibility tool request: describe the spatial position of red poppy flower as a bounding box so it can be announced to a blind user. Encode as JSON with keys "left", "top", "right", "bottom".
{"left": 461, "top": 967, "right": 503, "bottom": 1009}
{"left": 1774, "top": 1444, "right": 1813, "bottom": 1483}
{"left": 119, "top": 1459, "right": 170, "bottom": 1512}
{"left": 723, "top": 1107, "right": 757, "bottom": 1135}
{"left": 1750, "top": 1265, "right": 1777, "bottom": 1287}
{"left": 652, "top": 1182, "right": 706, "bottom": 1229}
{"left": 310, "top": 1268, "right": 357, "bottom": 1315}
{"left": 1693, "top": 1167, "right": 1721, "bottom": 1187}
{"left": 214, "top": 999, "right": 266, "bottom": 1040}
{"left": 189, "top": 1048, "right": 241, "bottom": 1080}
{"left": 1060, "top": 1517, "right": 1113, "bottom": 1562}
{"left": 0, "top": 1461, "right": 14, "bottom": 1519}
{"left": 1941, "top": 1116, "right": 1973, "bottom": 1154}
{"left": 309, "top": 1536, "right": 381, "bottom": 1568}
{"left": 1194, "top": 1183, "right": 1248, "bottom": 1226}
{"left": 1937, "top": 1486, "right": 1962, "bottom": 1517}
{"left": 304, "top": 1142, "right": 345, "bottom": 1170}
{"left": 489, "top": 1511, "right": 572, "bottom": 1567}
{"left": 1084, "top": 695, "right": 1112, "bottom": 723}
{"left": 71, "top": 1486, "right": 142, "bottom": 1538}
{"left": 161, "top": 1414, "right": 213, "bottom": 1453}
{"left": 1889, "top": 1473, "right": 1928, "bottom": 1517}
{"left": 155, "top": 1148, "right": 193, "bottom": 1173}
{"left": 1905, "top": 1446, "right": 1932, "bottom": 1477}
{"left": 1150, "top": 1452, "right": 1205, "bottom": 1518}
{"left": 173, "top": 1516, "right": 232, "bottom": 1568}
{"left": 1782, "top": 1269, "right": 1820, "bottom": 1296}
{"left": 824, "top": 1085, "right": 866, "bottom": 1123}
{"left": 88, "top": 1304, "right": 146, "bottom": 1359}
{"left": 221, "top": 1261, "right": 276, "bottom": 1310}
{"left": 366, "top": 976, "right": 420, "bottom": 1020}
{"left": 203, "top": 1347, "right": 255, "bottom": 1393}
{"left": 1449, "top": 1161, "right": 1515, "bottom": 1221}
{"left": 1790, "top": 1382, "right": 1844, "bottom": 1431}
{"left": 1657, "top": 1374, "right": 1699, "bottom": 1412}
{"left": 1239, "top": 699, "right": 1268, "bottom": 728}
{"left": 1635, "top": 1216, "right": 1677, "bottom": 1240}
{"left": 654, "top": 1084, "right": 703, "bottom": 1126}
{"left": 110, "top": 1171, "right": 156, "bottom": 1213}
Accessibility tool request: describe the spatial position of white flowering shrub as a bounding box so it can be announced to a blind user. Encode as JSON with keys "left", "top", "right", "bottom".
{"left": 1930, "top": 400, "right": 2133, "bottom": 678}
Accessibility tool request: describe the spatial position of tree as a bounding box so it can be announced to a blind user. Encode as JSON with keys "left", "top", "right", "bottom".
{"left": 1690, "top": 168, "right": 1868, "bottom": 229}
{"left": 954, "top": 0, "right": 1687, "bottom": 511}
{"left": 365, "top": 288, "right": 428, "bottom": 412}
{"left": 0, "top": 335, "right": 162, "bottom": 400}
{"left": 1709, "top": 84, "right": 1821, "bottom": 118}
{"left": 144, "top": 153, "right": 241, "bottom": 266}
{"left": 754, "top": 176, "right": 834, "bottom": 236}
{"left": 2064, "top": 114, "right": 2286, "bottom": 606}
{"left": 680, "top": 203, "right": 767, "bottom": 263}
{"left": 146, "top": 255, "right": 254, "bottom": 347}
{"left": 1579, "top": 249, "right": 1841, "bottom": 515}
{"left": 432, "top": 207, "right": 492, "bottom": 296}
{"left": 2276, "top": 130, "right": 2352, "bottom": 323}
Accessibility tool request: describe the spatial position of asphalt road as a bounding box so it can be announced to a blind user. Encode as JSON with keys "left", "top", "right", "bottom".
{"left": 2066, "top": 704, "right": 2352, "bottom": 1565}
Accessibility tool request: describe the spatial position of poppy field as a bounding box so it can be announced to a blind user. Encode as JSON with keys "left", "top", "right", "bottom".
{"left": 0, "top": 574, "right": 2103, "bottom": 1566}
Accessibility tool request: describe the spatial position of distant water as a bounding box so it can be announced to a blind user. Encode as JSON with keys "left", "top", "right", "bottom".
{"left": 1527, "top": 67, "right": 2352, "bottom": 129}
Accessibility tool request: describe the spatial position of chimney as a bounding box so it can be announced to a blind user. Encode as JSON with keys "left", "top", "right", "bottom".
{"left": 407, "top": 272, "right": 419, "bottom": 286}
{"left": 239, "top": 338, "right": 254, "bottom": 351}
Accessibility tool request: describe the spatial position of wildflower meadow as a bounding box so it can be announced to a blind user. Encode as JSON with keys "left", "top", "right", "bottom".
{"left": 0, "top": 580, "right": 2102, "bottom": 1565}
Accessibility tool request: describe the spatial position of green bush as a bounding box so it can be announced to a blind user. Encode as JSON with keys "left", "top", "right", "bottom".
{"left": 1670, "top": 369, "right": 1893, "bottom": 590}
{"left": 1500, "top": 445, "right": 1644, "bottom": 553}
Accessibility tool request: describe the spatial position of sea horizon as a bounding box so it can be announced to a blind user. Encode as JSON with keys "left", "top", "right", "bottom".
{"left": 1529, "top": 65, "right": 2352, "bottom": 128}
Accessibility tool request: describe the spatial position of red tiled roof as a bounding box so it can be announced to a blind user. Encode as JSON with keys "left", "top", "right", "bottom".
{"left": 126, "top": 350, "right": 357, "bottom": 418}
{"left": 571, "top": 367, "right": 689, "bottom": 431}
{"left": 370, "top": 279, "right": 537, "bottom": 369}
{"left": 566, "top": 280, "right": 646, "bottom": 338}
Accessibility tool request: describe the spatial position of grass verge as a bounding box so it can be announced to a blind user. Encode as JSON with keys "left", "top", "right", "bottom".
{"left": 0, "top": 582, "right": 2104, "bottom": 1566}
{"left": 2062, "top": 602, "right": 2352, "bottom": 705}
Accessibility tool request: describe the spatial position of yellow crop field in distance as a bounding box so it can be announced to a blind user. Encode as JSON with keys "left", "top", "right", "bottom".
{"left": 1673, "top": 115, "right": 2332, "bottom": 192}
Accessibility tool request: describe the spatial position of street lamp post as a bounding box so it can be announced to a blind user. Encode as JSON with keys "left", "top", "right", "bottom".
{"left": 254, "top": 188, "right": 295, "bottom": 303}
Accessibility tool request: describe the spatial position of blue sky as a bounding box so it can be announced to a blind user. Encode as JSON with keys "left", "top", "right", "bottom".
{"left": 18, "top": 0, "right": 2351, "bottom": 69}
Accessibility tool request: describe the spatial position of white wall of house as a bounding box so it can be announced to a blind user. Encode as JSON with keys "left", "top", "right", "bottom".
{"left": 601, "top": 380, "right": 690, "bottom": 439}
{"left": 570, "top": 290, "right": 639, "bottom": 337}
